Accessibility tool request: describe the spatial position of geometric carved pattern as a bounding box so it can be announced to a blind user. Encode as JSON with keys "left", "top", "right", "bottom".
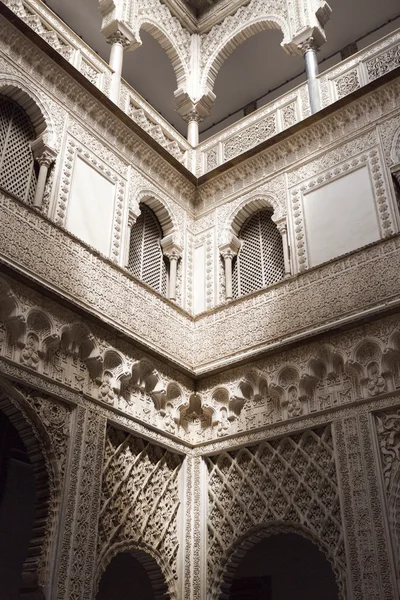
{"left": 97, "top": 426, "right": 183, "bottom": 596}
{"left": 206, "top": 426, "right": 346, "bottom": 598}
{"left": 232, "top": 209, "right": 284, "bottom": 298}
{"left": 0, "top": 96, "right": 36, "bottom": 204}
{"left": 375, "top": 409, "right": 400, "bottom": 583}
{"left": 128, "top": 203, "right": 168, "bottom": 296}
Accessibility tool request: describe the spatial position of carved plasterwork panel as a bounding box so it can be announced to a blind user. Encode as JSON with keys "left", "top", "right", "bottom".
{"left": 196, "top": 80, "right": 400, "bottom": 212}
{"left": 206, "top": 425, "right": 346, "bottom": 598}
{"left": 97, "top": 426, "right": 183, "bottom": 596}
{"left": 376, "top": 408, "right": 400, "bottom": 583}
{"left": 0, "top": 16, "right": 195, "bottom": 203}
{"left": 334, "top": 415, "right": 397, "bottom": 599}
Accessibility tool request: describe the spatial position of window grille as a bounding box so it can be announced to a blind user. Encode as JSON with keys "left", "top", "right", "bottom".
{"left": 128, "top": 203, "right": 168, "bottom": 296}
{"left": 232, "top": 209, "right": 284, "bottom": 298}
{"left": 0, "top": 97, "right": 37, "bottom": 203}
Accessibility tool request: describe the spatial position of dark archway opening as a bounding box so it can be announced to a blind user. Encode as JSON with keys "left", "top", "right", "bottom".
{"left": 0, "top": 409, "right": 36, "bottom": 600}
{"left": 226, "top": 533, "right": 339, "bottom": 600}
{"left": 97, "top": 552, "right": 156, "bottom": 600}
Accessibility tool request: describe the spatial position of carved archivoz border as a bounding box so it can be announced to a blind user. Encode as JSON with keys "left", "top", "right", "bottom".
{"left": 54, "top": 133, "right": 126, "bottom": 262}
{"left": 290, "top": 144, "right": 395, "bottom": 272}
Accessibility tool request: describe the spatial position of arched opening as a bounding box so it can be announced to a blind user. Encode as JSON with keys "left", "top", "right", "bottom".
{"left": 222, "top": 532, "right": 339, "bottom": 600}
{"left": 232, "top": 208, "right": 284, "bottom": 298}
{"left": 0, "top": 409, "right": 36, "bottom": 599}
{"left": 122, "top": 30, "right": 185, "bottom": 134}
{"left": 96, "top": 548, "right": 170, "bottom": 600}
{"left": 200, "top": 27, "right": 303, "bottom": 139}
{"left": 0, "top": 95, "right": 38, "bottom": 203}
{"left": 128, "top": 202, "right": 168, "bottom": 296}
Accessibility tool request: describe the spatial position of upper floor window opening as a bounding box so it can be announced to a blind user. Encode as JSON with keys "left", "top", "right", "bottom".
{"left": 232, "top": 208, "right": 285, "bottom": 299}
{"left": 0, "top": 96, "right": 37, "bottom": 204}
{"left": 127, "top": 202, "right": 168, "bottom": 296}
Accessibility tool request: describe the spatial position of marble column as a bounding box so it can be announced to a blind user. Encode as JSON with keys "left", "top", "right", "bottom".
{"left": 302, "top": 38, "right": 321, "bottom": 114}
{"left": 107, "top": 31, "right": 130, "bottom": 104}
{"left": 185, "top": 110, "right": 202, "bottom": 147}
{"left": 276, "top": 219, "right": 291, "bottom": 277}
{"left": 161, "top": 236, "right": 182, "bottom": 301}
{"left": 220, "top": 237, "right": 241, "bottom": 301}
{"left": 31, "top": 140, "right": 57, "bottom": 209}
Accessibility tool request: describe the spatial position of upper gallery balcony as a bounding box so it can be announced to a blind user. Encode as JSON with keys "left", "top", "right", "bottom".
{"left": 1, "top": 0, "right": 399, "bottom": 176}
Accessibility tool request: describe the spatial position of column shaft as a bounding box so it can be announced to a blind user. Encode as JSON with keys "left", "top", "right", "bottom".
{"left": 169, "top": 257, "right": 178, "bottom": 301}
{"left": 187, "top": 119, "right": 199, "bottom": 146}
{"left": 224, "top": 256, "right": 233, "bottom": 300}
{"left": 304, "top": 44, "right": 321, "bottom": 114}
{"left": 33, "top": 162, "right": 49, "bottom": 208}
{"left": 109, "top": 39, "right": 125, "bottom": 104}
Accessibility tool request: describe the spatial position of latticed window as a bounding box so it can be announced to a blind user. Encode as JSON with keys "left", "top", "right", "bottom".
{"left": 232, "top": 209, "right": 284, "bottom": 298}
{"left": 128, "top": 203, "right": 168, "bottom": 296}
{"left": 0, "top": 97, "right": 37, "bottom": 203}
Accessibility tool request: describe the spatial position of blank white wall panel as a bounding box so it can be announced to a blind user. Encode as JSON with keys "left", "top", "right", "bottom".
{"left": 66, "top": 156, "right": 115, "bottom": 256}
{"left": 303, "top": 166, "right": 381, "bottom": 267}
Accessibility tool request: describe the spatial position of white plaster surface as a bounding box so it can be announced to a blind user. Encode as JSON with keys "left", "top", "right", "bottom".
{"left": 303, "top": 166, "right": 381, "bottom": 267}
{"left": 66, "top": 156, "right": 115, "bottom": 256}
{"left": 193, "top": 243, "right": 206, "bottom": 314}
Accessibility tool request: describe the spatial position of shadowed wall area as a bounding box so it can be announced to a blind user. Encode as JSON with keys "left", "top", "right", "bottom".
{"left": 0, "top": 410, "right": 36, "bottom": 600}
{"left": 229, "top": 533, "right": 339, "bottom": 600}
{"left": 97, "top": 552, "right": 156, "bottom": 600}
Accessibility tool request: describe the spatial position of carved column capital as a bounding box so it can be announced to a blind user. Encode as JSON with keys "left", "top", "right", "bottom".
{"left": 161, "top": 236, "right": 182, "bottom": 261}
{"left": 31, "top": 138, "right": 57, "bottom": 165}
{"left": 219, "top": 236, "right": 241, "bottom": 260}
{"left": 183, "top": 109, "right": 203, "bottom": 126}
{"left": 107, "top": 30, "right": 131, "bottom": 48}
{"left": 299, "top": 37, "right": 320, "bottom": 55}
{"left": 275, "top": 218, "right": 288, "bottom": 237}
{"left": 36, "top": 150, "right": 57, "bottom": 168}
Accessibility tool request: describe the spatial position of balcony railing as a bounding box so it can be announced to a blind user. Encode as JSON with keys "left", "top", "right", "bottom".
{"left": 197, "top": 28, "right": 400, "bottom": 175}
{"left": 3, "top": 0, "right": 191, "bottom": 167}
{"left": 3, "top": 0, "right": 400, "bottom": 176}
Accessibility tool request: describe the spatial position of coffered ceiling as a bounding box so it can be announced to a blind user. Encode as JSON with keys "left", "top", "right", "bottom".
{"left": 45, "top": 0, "right": 400, "bottom": 138}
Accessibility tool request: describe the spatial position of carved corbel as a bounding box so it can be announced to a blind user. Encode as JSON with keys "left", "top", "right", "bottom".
{"left": 161, "top": 235, "right": 182, "bottom": 301}
{"left": 219, "top": 235, "right": 241, "bottom": 301}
